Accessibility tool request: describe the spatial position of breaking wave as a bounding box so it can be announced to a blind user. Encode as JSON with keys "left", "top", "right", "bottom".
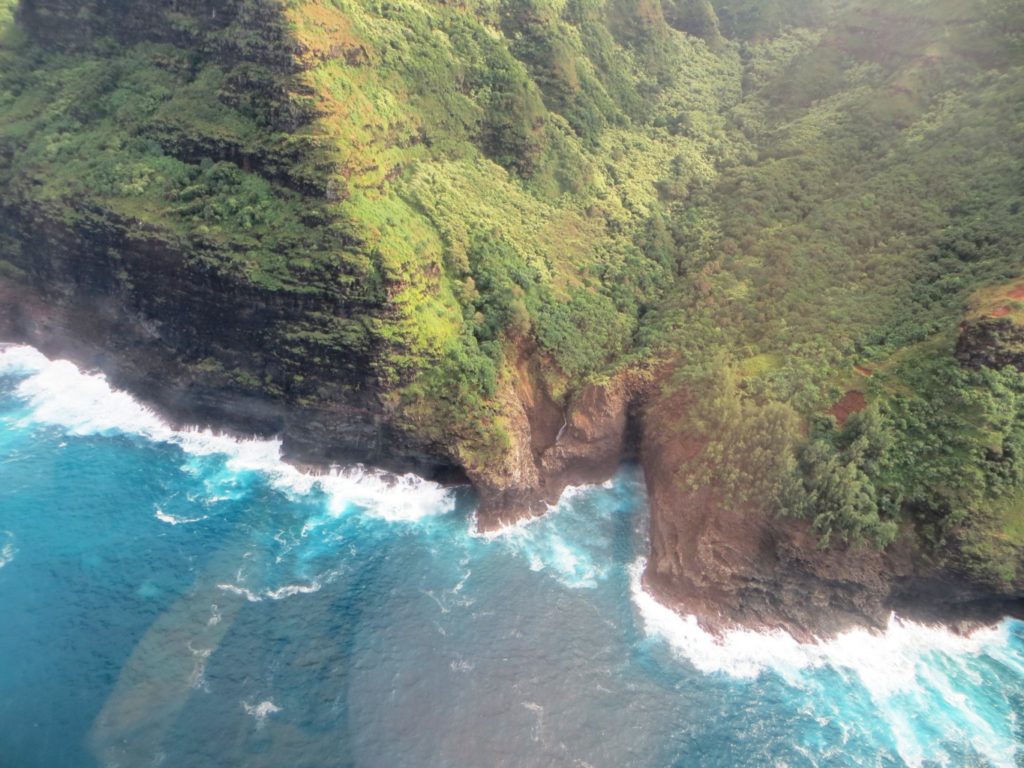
{"left": 0, "top": 345, "right": 455, "bottom": 524}
{"left": 4, "top": 342, "right": 1023, "bottom": 767}
{"left": 629, "top": 558, "right": 1023, "bottom": 767}
{"left": 0, "top": 531, "right": 15, "bottom": 569}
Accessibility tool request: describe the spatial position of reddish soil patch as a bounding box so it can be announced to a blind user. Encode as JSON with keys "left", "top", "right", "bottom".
{"left": 991, "top": 306, "right": 1012, "bottom": 318}
{"left": 1007, "top": 286, "right": 1024, "bottom": 300}
{"left": 853, "top": 364, "right": 873, "bottom": 377}
{"left": 829, "top": 390, "right": 867, "bottom": 427}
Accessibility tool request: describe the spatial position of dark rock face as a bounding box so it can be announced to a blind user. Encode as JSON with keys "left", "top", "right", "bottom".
{"left": 19, "top": 0, "right": 298, "bottom": 70}
{"left": 0, "top": 0, "right": 456, "bottom": 479}
{"left": 641, "top": 392, "right": 1024, "bottom": 640}
{"left": 6, "top": 0, "right": 1021, "bottom": 641}
{"left": 956, "top": 317, "right": 1024, "bottom": 371}
{"left": 471, "top": 351, "right": 647, "bottom": 530}
{"left": 0, "top": 203, "right": 454, "bottom": 480}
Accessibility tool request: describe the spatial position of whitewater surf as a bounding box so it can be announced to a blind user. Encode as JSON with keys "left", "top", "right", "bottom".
{"left": 1, "top": 344, "right": 1022, "bottom": 767}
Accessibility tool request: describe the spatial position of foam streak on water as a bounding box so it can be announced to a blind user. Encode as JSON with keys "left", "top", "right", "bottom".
{"left": 0, "top": 530, "right": 15, "bottom": 569}
{"left": 154, "top": 507, "right": 208, "bottom": 525}
{"left": 0, "top": 345, "right": 455, "bottom": 522}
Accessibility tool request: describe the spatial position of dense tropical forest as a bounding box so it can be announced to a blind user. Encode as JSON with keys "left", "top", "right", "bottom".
{"left": 0, "top": 0, "right": 1022, "bottom": 590}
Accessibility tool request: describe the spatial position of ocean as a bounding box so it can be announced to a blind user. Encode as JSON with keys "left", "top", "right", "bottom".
{"left": 1, "top": 343, "right": 1022, "bottom": 768}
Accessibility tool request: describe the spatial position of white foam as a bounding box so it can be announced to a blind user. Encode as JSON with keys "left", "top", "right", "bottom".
{"left": 629, "top": 558, "right": 1023, "bottom": 767}
{"left": 0, "top": 345, "right": 456, "bottom": 522}
{"left": 319, "top": 467, "right": 455, "bottom": 522}
{"left": 477, "top": 485, "right": 606, "bottom": 589}
{"left": 629, "top": 558, "right": 1008, "bottom": 680}
{"left": 0, "top": 531, "right": 15, "bottom": 569}
{"left": 154, "top": 507, "right": 208, "bottom": 526}
{"left": 264, "top": 581, "right": 322, "bottom": 600}
{"left": 0, "top": 344, "right": 48, "bottom": 376}
{"left": 187, "top": 642, "right": 213, "bottom": 692}
{"left": 216, "top": 583, "right": 263, "bottom": 602}
{"left": 242, "top": 699, "right": 281, "bottom": 724}
{"left": 468, "top": 483, "right": 589, "bottom": 542}
{"left": 468, "top": 508, "right": 545, "bottom": 542}
{"left": 217, "top": 579, "right": 323, "bottom": 602}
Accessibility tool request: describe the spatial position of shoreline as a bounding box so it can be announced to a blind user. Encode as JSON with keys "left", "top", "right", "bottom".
{"left": 3, "top": 336, "right": 1022, "bottom": 642}
{"left": 640, "top": 564, "right": 1008, "bottom": 645}
{"left": 0, "top": 282, "right": 465, "bottom": 483}
{"left": 0, "top": 341, "right": 464, "bottom": 521}
{"left": 628, "top": 555, "right": 1020, "bottom": 696}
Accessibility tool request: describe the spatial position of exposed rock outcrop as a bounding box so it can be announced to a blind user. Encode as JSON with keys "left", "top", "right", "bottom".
{"left": 4, "top": 0, "right": 1023, "bottom": 644}
{"left": 471, "top": 348, "right": 650, "bottom": 530}
{"left": 0, "top": 203, "right": 452, "bottom": 479}
{"left": 641, "top": 390, "right": 1024, "bottom": 640}
{"left": 0, "top": 0, "right": 448, "bottom": 477}
{"left": 956, "top": 316, "right": 1024, "bottom": 371}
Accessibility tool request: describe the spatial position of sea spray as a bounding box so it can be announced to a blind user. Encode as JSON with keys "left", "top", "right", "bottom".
{"left": 0, "top": 530, "right": 15, "bottom": 569}
{"left": 628, "top": 557, "right": 1010, "bottom": 680}
{"left": 629, "top": 557, "right": 1023, "bottom": 767}
{"left": 472, "top": 483, "right": 612, "bottom": 589}
{"left": 3, "top": 342, "right": 1024, "bottom": 768}
{"left": 242, "top": 699, "right": 282, "bottom": 725}
{"left": 0, "top": 344, "right": 456, "bottom": 523}
{"left": 154, "top": 507, "right": 209, "bottom": 526}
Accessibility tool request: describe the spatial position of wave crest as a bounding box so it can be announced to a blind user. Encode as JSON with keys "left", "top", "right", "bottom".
{"left": 0, "top": 531, "right": 15, "bottom": 569}
{"left": 629, "top": 557, "right": 1023, "bottom": 767}
{"left": 0, "top": 345, "right": 455, "bottom": 523}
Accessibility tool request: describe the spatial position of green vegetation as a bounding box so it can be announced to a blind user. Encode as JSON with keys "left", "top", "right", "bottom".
{"left": 641, "top": 0, "right": 1024, "bottom": 563}
{"left": 0, "top": 0, "right": 1022, "bottom": 572}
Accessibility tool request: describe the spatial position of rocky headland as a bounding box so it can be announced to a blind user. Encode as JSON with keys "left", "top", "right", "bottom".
{"left": 2, "top": 0, "right": 1024, "bottom": 640}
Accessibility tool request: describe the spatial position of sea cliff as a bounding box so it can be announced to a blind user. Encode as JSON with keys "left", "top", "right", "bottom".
{"left": 2, "top": 0, "right": 1024, "bottom": 638}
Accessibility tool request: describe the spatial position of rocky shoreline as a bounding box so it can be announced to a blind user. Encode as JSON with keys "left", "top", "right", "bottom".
{"left": 3, "top": 277, "right": 1023, "bottom": 641}
{"left": 640, "top": 389, "right": 1024, "bottom": 642}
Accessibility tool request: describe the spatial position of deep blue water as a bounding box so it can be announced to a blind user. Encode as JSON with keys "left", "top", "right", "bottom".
{"left": 1, "top": 344, "right": 1023, "bottom": 768}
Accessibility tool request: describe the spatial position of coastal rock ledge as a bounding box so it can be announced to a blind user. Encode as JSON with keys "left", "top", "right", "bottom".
{"left": 6, "top": 273, "right": 1022, "bottom": 641}
{"left": 641, "top": 390, "right": 1024, "bottom": 642}
{"left": 1, "top": 0, "right": 1023, "bottom": 643}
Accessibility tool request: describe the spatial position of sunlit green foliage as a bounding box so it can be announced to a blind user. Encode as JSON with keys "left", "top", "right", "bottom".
{"left": 681, "top": 361, "right": 805, "bottom": 511}
{"left": 1, "top": 0, "right": 1023, "bottom": 567}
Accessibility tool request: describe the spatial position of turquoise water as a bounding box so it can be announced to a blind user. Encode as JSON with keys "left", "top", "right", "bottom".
{"left": 1, "top": 344, "right": 1023, "bottom": 768}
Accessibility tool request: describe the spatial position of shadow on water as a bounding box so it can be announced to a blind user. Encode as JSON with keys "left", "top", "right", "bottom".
{"left": 87, "top": 481, "right": 406, "bottom": 768}
{"left": 0, "top": 429, "right": 240, "bottom": 768}
{"left": 3, "top": 360, "right": 1024, "bottom": 768}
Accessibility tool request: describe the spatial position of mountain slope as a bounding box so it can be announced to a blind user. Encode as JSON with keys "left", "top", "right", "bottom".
{"left": 1, "top": 0, "right": 1022, "bottom": 634}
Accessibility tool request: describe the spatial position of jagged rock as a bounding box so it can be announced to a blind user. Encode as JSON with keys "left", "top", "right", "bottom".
{"left": 471, "top": 349, "right": 651, "bottom": 530}
{"left": 956, "top": 317, "right": 1024, "bottom": 371}
{"left": 641, "top": 390, "right": 1024, "bottom": 639}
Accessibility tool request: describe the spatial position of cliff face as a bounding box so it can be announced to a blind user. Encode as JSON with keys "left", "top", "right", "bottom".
{"left": 471, "top": 353, "right": 649, "bottom": 529}
{"left": 0, "top": 0, "right": 443, "bottom": 473}
{"left": 5, "top": 0, "right": 722, "bottom": 518}
{"left": 641, "top": 390, "right": 1024, "bottom": 639}
{"left": 0, "top": 0, "right": 710, "bottom": 507}
{"left": 0, "top": 201, "right": 455, "bottom": 467}
{"left": 3, "top": 0, "right": 1024, "bottom": 638}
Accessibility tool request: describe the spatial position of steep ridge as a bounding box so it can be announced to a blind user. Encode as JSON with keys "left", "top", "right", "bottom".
{"left": 635, "top": 0, "right": 1024, "bottom": 636}
{"left": 0, "top": 0, "right": 421, "bottom": 469}
{"left": 0, "top": 0, "right": 720, "bottom": 501}
{"left": 1, "top": 0, "right": 1023, "bottom": 637}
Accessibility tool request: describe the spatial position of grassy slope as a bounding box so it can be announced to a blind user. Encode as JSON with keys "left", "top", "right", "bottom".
{"left": 0, "top": 0, "right": 742, "bottom": 468}
{"left": 1, "top": 0, "right": 1023, "bottom": 575}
